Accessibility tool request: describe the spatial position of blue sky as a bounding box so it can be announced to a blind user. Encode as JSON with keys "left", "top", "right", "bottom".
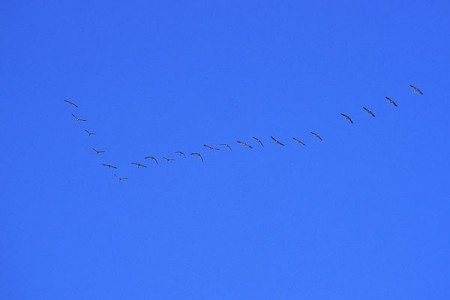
{"left": 1, "top": 1, "right": 450, "bottom": 299}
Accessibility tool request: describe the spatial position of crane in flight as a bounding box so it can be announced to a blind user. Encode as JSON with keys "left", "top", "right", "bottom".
{"left": 310, "top": 132, "right": 323, "bottom": 141}
{"left": 162, "top": 157, "right": 175, "bottom": 163}
{"left": 102, "top": 163, "right": 117, "bottom": 169}
{"left": 190, "top": 152, "right": 203, "bottom": 162}
{"left": 270, "top": 136, "right": 285, "bottom": 146}
{"left": 64, "top": 100, "right": 79, "bottom": 108}
{"left": 293, "top": 137, "right": 306, "bottom": 146}
{"left": 175, "top": 151, "right": 186, "bottom": 158}
{"left": 220, "top": 143, "right": 232, "bottom": 151}
{"left": 252, "top": 137, "right": 264, "bottom": 147}
{"left": 340, "top": 113, "right": 353, "bottom": 124}
{"left": 84, "top": 130, "right": 95, "bottom": 136}
{"left": 114, "top": 174, "right": 128, "bottom": 181}
{"left": 204, "top": 144, "right": 220, "bottom": 151}
{"left": 144, "top": 155, "right": 158, "bottom": 164}
{"left": 237, "top": 140, "right": 253, "bottom": 149}
{"left": 409, "top": 84, "right": 423, "bottom": 95}
{"left": 363, "top": 107, "right": 376, "bottom": 117}
{"left": 131, "top": 162, "right": 147, "bottom": 168}
{"left": 71, "top": 113, "right": 86, "bottom": 122}
{"left": 92, "top": 148, "right": 105, "bottom": 154}
{"left": 386, "top": 97, "right": 398, "bottom": 107}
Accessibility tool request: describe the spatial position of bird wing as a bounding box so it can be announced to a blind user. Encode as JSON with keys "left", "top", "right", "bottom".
{"left": 64, "top": 100, "right": 79, "bottom": 108}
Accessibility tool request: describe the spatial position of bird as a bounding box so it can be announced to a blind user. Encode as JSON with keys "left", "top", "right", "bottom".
{"left": 71, "top": 113, "right": 86, "bottom": 122}
{"left": 237, "top": 140, "right": 253, "bottom": 149}
{"left": 175, "top": 151, "right": 186, "bottom": 158}
{"left": 162, "top": 157, "right": 175, "bottom": 163}
{"left": 340, "top": 113, "right": 353, "bottom": 124}
{"left": 310, "top": 132, "right": 323, "bottom": 141}
{"left": 220, "top": 143, "right": 232, "bottom": 151}
{"left": 64, "top": 100, "right": 79, "bottom": 108}
{"left": 386, "top": 97, "right": 398, "bottom": 107}
{"left": 409, "top": 84, "right": 423, "bottom": 95}
{"left": 92, "top": 148, "right": 105, "bottom": 154}
{"left": 84, "top": 130, "right": 95, "bottom": 136}
{"left": 292, "top": 137, "right": 306, "bottom": 146}
{"left": 102, "top": 163, "right": 117, "bottom": 169}
{"left": 114, "top": 174, "right": 128, "bottom": 181}
{"left": 252, "top": 137, "right": 264, "bottom": 147}
{"left": 131, "top": 162, "right": 147, "bottom": 168}
{"left": 144, "top": 155, "right": 158, "bottom": 164}
{"left": 204, "top": 144, "right": 220, "bottom": 151}
{"left": 190, "top": 152, "right": 203, "bottom": 162}
{"left": 363, "top": 107, "right": 376, "bottom": 117}
{"left": 270, "top": 136, "right": 285, "bottom": 146}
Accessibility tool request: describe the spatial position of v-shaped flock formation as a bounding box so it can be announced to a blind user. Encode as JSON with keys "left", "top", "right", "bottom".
{"left": 65, "top": 84, "right": 424, "bottom": 182}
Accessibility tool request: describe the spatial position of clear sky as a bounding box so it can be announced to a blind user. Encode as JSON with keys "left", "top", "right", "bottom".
{"left": 2, "top": 1, "right": 450, "bottom": 299}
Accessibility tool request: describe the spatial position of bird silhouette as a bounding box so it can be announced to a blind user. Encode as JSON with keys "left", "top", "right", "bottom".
{"left": 102, "top": 163, "right": 117, "bottom": 169}
{"left": 71, "top": 113, "right": 86, "bottom": 122}
{"left": 163, "top": 157, "right": 175, "bottom": 163}
{"left": 386, "top": 97, "right": 398, "bottom": 107}
{"left": 84, "top": 130, "right": 95, "bottom": 136}
{"left": 204, "top": 144, "right": 220, "bottom": 150}
{"left": 363, "top": 107, "right": 376, "bottom": 117}
{"left": 64, "top": 100, "right": 79, "bottom": 108}
{"left": 92, "top": 148, "right": 105, "bottom": 154}
{"left": 144, "top": 155, "right": 158, "bottom": 164}
{"left": 237, "top": 140, "right": 253, "bottom": 149}
{"left": 252, "top": 137, "right": 264, "bottom": 147}
{"left": 190, "top": 152, "right": 203, "bottom": 162}
{"left": 409, "top": 84, "right": 423, "bottom": 95}
{"left": 270, "top": 136, "right": 285, "bottom": 146}
{"left": 175, "top": 151, "right": 186, "bottom": 158}
{"left": 220, "top": 143, "right": 232, "bottom": 151}
{"left": 293, "top": 137, "right": 306, "bottom": 146}
{"left": 131, "top": 162, "right": 147, "bottom": 168}
{"left": 310, "top": 132, "right": 323, "bottom": 141}
{"left": 114, "top": 174, "right": 128, "bottom": 181}
{"left": 340, "top": 113, "right": 353, "bottom": 124}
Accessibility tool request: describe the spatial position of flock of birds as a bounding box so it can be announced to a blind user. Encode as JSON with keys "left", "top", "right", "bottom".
{"left": 65, "top": 84, "right": 424, "bottom": 182}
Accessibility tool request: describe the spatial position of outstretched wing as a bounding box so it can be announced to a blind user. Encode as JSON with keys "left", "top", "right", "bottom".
{"left": 64, "top": 100, "right": 79, "bottom": 108}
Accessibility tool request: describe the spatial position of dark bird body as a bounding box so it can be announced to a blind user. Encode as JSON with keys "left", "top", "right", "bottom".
{"left": 386, "top": 97, "right": 398, "bottom": 107}
{"left": 311, "top": 132, "right": 323, "bottom": 141}
{"left": 85, "top": 130, "right": 95, "bottom": 136}
{"left": 92, "top": 148, "right": 105, "bottom": 154}
{"left": 131, "top": 162, "right": 147, "bottom": 168}
{"left": 252, "top": 137, "right": 264, "bottom": 147}
{"left": 363, "top": 107, "right": 376, "bottom": 117}
{"left": 175, "top": 151, "right": 186, "bottom": 158}
{"left": 204, "top": 144, "right": 220, "bottom": 151}
{"left": 144, "top": 156, "right": 158, "bottom": 164}
{"left": 409, "top": 84, "right": 423, "bottom": 95}
{"left": 190, "top": 152, "right": 203, "bottom": 162}
{"left": 270, "top": 136, "right": 285, "bottom": 146}
{"left": 64, "top": 100, "right": 79, "bottom": 108}
{"left": 237, "top": 140, "right": 253, "bottom": 149}
{"left": 72, "top": 113, "right": 86, "bottom": 122}
{"left": 221, "top": 144, "right": 232, "bottom": 151}
{"left": 102, "top": 163, "right": 117, "bottom": 169}
{"left": 114, "top": 174, "right": 128, "bottom": 181}
{"left": 163, "top": 157, "right": 175, "bottom": 163}
{"left": 293, "top": 137, "right": 306, "bottom": 146}
{"left": 340, "top": 113, "right": 353, "bottom": 123}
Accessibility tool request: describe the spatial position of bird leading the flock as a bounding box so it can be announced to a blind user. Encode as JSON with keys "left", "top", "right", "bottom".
{"left": 190, "top": 152, "right": 204, "bottom": 162}
{"left": 221, "top": 143, "right": 232, "bottom": 151}
{"left": 102, "top": 163, "right": 117, "bottom": 169}
{"left": 363, "top": 107, "right": 376, "bottom": 117}
{"left": 409, "top": 84, "right": 423, "bottom": 95}
{"left": 293, "top": 137, "right": 306, "bottom": 146}
{"left": 85, "top": 130, "right": 95, "bottom": 136}
{"left": 131, "top": 162, "right": 147, "bottom": 168}
{"left": 64, "top": 100, "right": 79, "bottom": 108}
{"left": 204, "top": 144, "right": 220, "bottom": 151}
{"left": 92, "top": 148, "right": 105, "bottom": 154}
{"left": 386, "top": 97, "right": 398, "bottom": 107}
{"left": 114, "top": 174, "right": 128, "bottom": 181}
{"left": 144, "top": 155, "right": 158, "bottom": 164}
{"left": 252, "top": 137, "right": 264, "bottom": 147}
{"left": 237, "top": 140, "right": 253, "bottom": 149}
{"left": 71, "top": 113, "right": 87, "bottom": 122}
{"left": 270, "top": 136, "right": 285, "bottom": 146}
{"left": 311, "top": 132, "right": 323, "bottom": 141}
{"left": 175, "top": 151, "right": 186, "bottom": 158}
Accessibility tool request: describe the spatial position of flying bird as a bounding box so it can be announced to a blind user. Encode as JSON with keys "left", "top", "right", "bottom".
{"left": 386, "top": 97, "right": 398, "bottom": 107}
{"left": 237, "top": 140, "right": 253, "bottom": 149}
{"left": 114, "top": 174, "right": 128, "bottom": 181}
{"left": 409, "top": 84, "right": 423, "bottom": 95}
{"left": 64, "top": 100, "right": 79, "bottom": 108}
{"left": 102, "top": 163, "right": 117, "bottom": 169}
{"left": 252, "top": 137, "right": 264, "bottom": 147}
{"left": 204, "top": 144, "right": 220, "bottom": 151}
{"left": 310, "top": 132, "right": 323, "bottom": 141}
{"left": 84, "top": 130, "right": 95, "bottom": 136}
{"left": 270, "top": 136, "right": 285, "bottom": 146}
{"left": 340, "top": 113, "right": 353, "bottom": 124}
{"left": 220, "top": 143, "right": 232, "bottom": 151}
{"left": 175, "top": 151, "right": 186, "bottom": 158}
{"left": 363, "top": 107, "right": 376, "bottom": 117}
{"left": 190, "top": 152, "right": 203, "bottom": 162}
{"left": 144, "top": 155, "right": 158, "bottom": 164}
{"left": 131, "top": 162, "right": 147, "bottom": 168}
{"left": 292, "top": 137, "right": 306, "bottom": 146}
{"left": 71, "top": 113, "right": 86, "bottom": 122}
{"left": 162, "top": 157, "right": 175, "bottom": 163}
{"left": 92, "top": 148, "right": 105, "bottom": 154}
